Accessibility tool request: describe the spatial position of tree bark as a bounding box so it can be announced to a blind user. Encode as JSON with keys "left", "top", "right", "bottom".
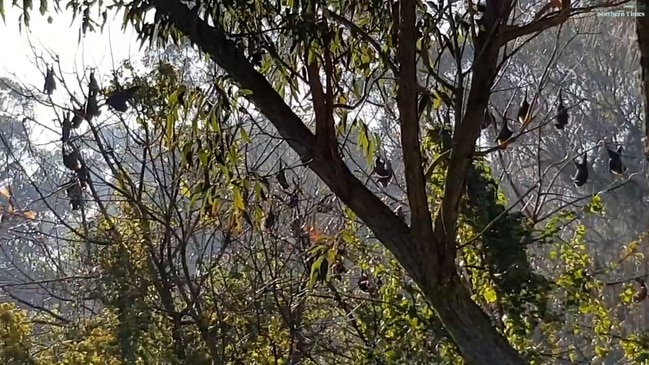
{"left": 149, "top": 0, "right": 527, "bottom": 363}
{"left": 427, "top": 276, "right": 525, "bottom": 365}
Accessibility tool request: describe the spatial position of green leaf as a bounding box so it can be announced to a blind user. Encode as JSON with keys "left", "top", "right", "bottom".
{"left": 165, "top": 113, "right": 175, "bottom": 142}
{"left": 308, "top": 48, "right": 316, "bottom": 65}
{"left": 361, "top": 52, "right": 370, "bottom": 64}
{"left": 338, "top": 113, "right": 348, "bottom": 134}
{"left": 578, "top": 304, "right": 592, "bottom": 314}
{"left": 179, "top": 180, "right": 191, "bottom": 198}
{"left": 433, "top": 94, "right": 442, "bottom": 109}
{"left": 352, "top": 79, "right": 361, "bottom": 96}
{"left": 188, "top": 185, "right": 202, "bottom": 207}
{"left": 198, "top": 150, "right": 209, "bottom": 167}
{"left": 356, "top": 119, "right": 372, "bottom": 165}
{"left": 209, "top": 113, "right": 219, "bottom": 132}
{"left": 240, "top": 128, "right": 251, "bottom": 143}
{"left": 38, "top": 0, "right": 46, "bottom": 15}
{"left": 587, "top": 195, "right": 604, "bottom": 214}
{"left": 180, "top": 142, "right": 191, "bottom": 164}
{"left": 168, "top": 88, "right": 181, "bottom": 105}
{"left": 308, "top": 256, "right": 326, "bottom": 288}
{"left": 483, "top": 287, "right": 497, "bottom": 303}
{"left": 232, "top": 188, "right": 245, "bottom": 212}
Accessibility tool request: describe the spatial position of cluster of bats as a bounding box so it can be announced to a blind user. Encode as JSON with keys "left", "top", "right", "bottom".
{"left": 363, "top": 86, "right": 627, "bottom": 209}
{"left": 362, "top": 88, "right": 626, "bottom": 220}
{"left": 490, "top": 88, "right": 627, "bottom": 188}
{"left": 268, "top": 161, "right": 383, "bottom": 294}
{"left": 42, "top": 66, "right": 140, "bottom": 211}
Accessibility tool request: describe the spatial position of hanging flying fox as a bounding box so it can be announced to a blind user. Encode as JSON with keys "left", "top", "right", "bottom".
{"left": 517, "top": 90, "right": 530, "bottom": 124}
{"left": 495, "top": 120, "right": 514, "bottom": 149}
{"left": 555, "top": 89, "right": 569, "bottom": 129}
{"left": 573, "top": 152, "right": 589, "bottom": 187}
{"left": 604, "top": 144, "right": 627, "bottom": 175}
{"left": 373, "top": 156, "right": 393, "bottom": 187}
{"left": 106, "top": 86, "right": 140, "bottom": 113}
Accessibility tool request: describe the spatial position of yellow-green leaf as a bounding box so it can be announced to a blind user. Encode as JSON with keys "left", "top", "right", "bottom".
{"left": 232, "top": 188, "right": 245, "bottom": 212}
{"left": 433, "top": 95, "right": 442, "bottom": 109}
{"left": 198, "top": 150, "right": 209, "bottom": 167}
{"left": 483, "top": 287, "right": 497, "bottom": 303}
{"left": 240, "top": 128, "right": 251, "bottom": 143}
{"left": 180, "top": 180, "right": 191, "bottom": 198}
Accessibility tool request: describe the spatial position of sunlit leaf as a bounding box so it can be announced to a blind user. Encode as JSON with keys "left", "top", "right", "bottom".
{"left": 308, "top": 256, "right": 326, "bottom": 288}
{"left": 433, "top": 95, "right": 443, "bottom": 109}
{"left": 356, "top": 119, "right": 371, "bottom": 165}
{"left": 180, "top": 180, "right": 192, "bottom": 198}
{"left": 165, "top": 113, "right": 175, "bottom": 142}
{"left": 483, "top": 287, "right": 497, "bottom": 303}
{"left": 232, "top": 188, "right": 245, "bottom": 212}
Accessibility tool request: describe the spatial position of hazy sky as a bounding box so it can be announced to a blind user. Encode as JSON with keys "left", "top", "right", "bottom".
{"left": 1, "top": 6, "right": 142, "bottom": 86}
{"left": 0, "top": 6, "right": 144, "bottom": 146}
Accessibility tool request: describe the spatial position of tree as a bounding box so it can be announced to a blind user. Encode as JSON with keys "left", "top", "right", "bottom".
{"left": 4, "top": 0, "right": 643, "bottom": 362}
{"left": 125, "top": 1, "right": 629, "bottom": 362}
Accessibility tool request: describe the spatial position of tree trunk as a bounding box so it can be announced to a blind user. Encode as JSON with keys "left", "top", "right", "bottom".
{"left": 426, "top": 277, "right": 526, "bottom": 365}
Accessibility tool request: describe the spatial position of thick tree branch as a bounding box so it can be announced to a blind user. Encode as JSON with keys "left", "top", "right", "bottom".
{"left": 499, "top": 2, "right": 629, "bottom": 45}
{"left": 396, "top": 0, "right": 435, "bottom": 263}
{"left": 304, "top": 49, "right": 332, "bottom": 156}
{"left": 433, "top": 33, "right": 502, "bottom": 281}
{"left": 431, "top": 0, "right": 529, "bottom": 358}
{"left": 498, "top": 13, "right": 569, "bottom": 45}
